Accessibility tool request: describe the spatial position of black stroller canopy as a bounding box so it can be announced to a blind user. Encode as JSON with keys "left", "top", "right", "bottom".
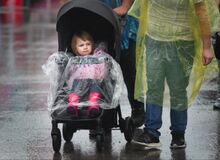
{"left": 56, "top": 0, "right": 121, "bottom": 58}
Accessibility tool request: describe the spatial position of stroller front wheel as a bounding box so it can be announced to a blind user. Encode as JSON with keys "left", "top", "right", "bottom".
{"left": 63, "top": 123, "right": 75, "bottom": 142}
{"left": 124, "top": 117, "right": 135, "bottom": 143}
{"left": 96, "top": 134, "right": 104, "bottom": 151}
{"left": 51, "top": 128, "right": 62, "bottom": 152}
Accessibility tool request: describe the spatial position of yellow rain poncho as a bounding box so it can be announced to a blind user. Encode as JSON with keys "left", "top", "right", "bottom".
{"left": 128, "top": 0, "right": 220, "bottom": 110}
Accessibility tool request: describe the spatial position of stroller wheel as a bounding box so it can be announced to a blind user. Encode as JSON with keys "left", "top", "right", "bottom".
{"left": 124, "top": 117, "right": 135, "bottom": 143}
{"left": 51, "top": 128, "right": 62, "bottom": 152}
{"left": 63, "top": 123, "right": 75, "bottom": 142}
{"left": 96, "top": 134, "right": 104, "bottom": 151}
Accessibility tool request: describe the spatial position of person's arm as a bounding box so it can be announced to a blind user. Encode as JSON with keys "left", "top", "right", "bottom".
{"left": 194, "top": 1, "right": 213, "bottom": 66}
{"left": 113, "top": 0, "right": 133, "bottom": 16}
{"left": 215, "top": 0, "right": 220, "bottom": 6}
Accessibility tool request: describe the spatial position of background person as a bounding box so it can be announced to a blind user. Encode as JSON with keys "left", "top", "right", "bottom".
{"left": 99, "top": 0, "right": 145, "bottom": 127}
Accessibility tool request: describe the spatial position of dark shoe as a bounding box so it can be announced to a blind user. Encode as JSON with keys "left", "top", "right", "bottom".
{"left": 213, "top": 98, "right": 220, "bottom": 110}
{"left": 131, "top": 106, "right": 145, "bottom": 127}
{"left": 132, "top": 132, "right": 161, "bottom": 148}
{"left": 170, "top": 133, "right": 186, "bottom": 149}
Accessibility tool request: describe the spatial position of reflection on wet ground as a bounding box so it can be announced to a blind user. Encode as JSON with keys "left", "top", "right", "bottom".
{"left": 1, "top": 0, "right": 220, "bottom": 159}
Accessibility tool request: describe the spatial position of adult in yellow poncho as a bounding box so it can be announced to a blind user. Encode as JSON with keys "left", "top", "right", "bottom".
{"left": 128, "top": 0, "right": 220, "bottom": 149}
{"left": 213, "top": 0, "right": 220, "bottom": 109}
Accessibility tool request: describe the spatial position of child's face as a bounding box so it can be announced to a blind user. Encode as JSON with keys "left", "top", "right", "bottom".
{"left": 73, "top": 38, "right": 93, "bottom": 56}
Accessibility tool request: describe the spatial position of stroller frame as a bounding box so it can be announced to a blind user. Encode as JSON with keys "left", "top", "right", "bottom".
{"left": 51, "top": 105, "right": 134, "bottom": 151}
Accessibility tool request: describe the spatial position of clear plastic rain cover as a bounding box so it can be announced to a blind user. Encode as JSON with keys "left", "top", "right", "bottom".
{"left": 42, "top": 47, "right": 126, "bottom": 119}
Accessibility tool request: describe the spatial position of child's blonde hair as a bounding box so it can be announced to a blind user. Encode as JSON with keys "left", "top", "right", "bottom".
{"left": 71, "top": 31, "right": 94, "bottom": 54}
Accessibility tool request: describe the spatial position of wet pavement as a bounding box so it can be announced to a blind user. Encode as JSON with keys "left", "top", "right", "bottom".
{"left": 1, "top": 0, "right": 220, "bottom": 159}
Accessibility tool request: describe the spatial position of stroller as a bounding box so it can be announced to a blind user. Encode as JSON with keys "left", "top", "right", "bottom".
{"left": 49, "top": 0, "right": 135, "bottom": 152}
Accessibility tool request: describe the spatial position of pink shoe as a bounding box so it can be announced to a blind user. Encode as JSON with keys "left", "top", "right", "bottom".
{"left": 88, "top": 92, "right": 101, "bottom": 118}
{"left": 67, "top": 93, "right": 79, "bottom": 117}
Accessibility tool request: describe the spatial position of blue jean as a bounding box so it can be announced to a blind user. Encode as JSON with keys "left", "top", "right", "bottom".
{"left": 145, "top": 36, "right": 195, "bottom": 111}
{"left": 144, "top": 104, "right": 187, "bottom": 138}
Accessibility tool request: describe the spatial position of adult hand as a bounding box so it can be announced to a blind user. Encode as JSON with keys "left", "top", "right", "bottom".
{"left": 113, "top": 6, "right": 128, "bottom": 16}
{"left": 113, "top": 0, "right": 133, "bottom": 16}
{"left": 202, "top": 49, "right": 213, "bottom": 66}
